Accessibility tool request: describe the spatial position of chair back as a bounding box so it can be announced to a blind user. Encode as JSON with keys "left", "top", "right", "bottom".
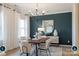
{"left": 18, "top": 37, "right": 32, "bottom": 53}
{"left": 45, "top": 39, "right": 51, "bottom": 49}
{"left": 18, "top": 40, "right": 23, "bottom": 53}
{"left": 22, "top": 42, "right": 32, "bottom": 53}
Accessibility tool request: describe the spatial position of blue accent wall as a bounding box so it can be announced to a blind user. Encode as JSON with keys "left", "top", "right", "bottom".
{"left": 30, "top": 12, "right": 72, "bottom": 45}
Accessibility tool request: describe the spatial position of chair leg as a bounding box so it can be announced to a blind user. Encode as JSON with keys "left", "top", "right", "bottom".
{"left": 39, "top": 50, "right": 41, "bottom": 56}
{"left": 20, "top": 52, "right": 23, "bottom": 56}
{"left": 46, "top": 50, "right": 48, "bottom": 56}
{"left": 47, "top": 49, "right": 50, "bottom": 56}
{"left": 48, "top": 49, "right": 51, "bottom": 56}
{"left": 39, "top": 49, "right": 50, "bottom": 56}
{"left": 40, "top": 50, "right": 41, "bottom": 55}
{"left": 31, "top": 49, "right": 36, "bottom": 56}
{"left": 19, "top": 49, "right": 23, "bottom": 56}
{"left": 26, "top": 53, "right": 29, "bottom": 56}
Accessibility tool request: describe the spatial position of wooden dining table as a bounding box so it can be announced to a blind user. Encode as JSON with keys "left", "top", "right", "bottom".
{"left": 29, "top": 36, "right": 49, "bottom": 56}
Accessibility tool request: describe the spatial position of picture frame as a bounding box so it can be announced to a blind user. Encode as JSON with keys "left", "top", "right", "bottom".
{"left": 42, "top": 20, "right": 54, "bottom": 33}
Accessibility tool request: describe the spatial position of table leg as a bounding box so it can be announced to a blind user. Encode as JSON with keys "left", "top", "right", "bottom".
{"left": 36, "top": 44, "right": 38, "bottom": 56}
{"left": 26, "top": 53, "right": 29, "bottom": 56}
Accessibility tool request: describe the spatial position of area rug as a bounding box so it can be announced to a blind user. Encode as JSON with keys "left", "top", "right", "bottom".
{"left": 9, "top": 46, "right": 62, "bottom": 56}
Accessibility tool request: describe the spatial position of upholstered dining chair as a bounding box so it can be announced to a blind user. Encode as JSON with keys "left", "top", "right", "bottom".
{"left": 18, "top": 37, "right": 35, "bottom": 56}
{"left": 38, "top": 39, "right": 51, "bottom": 56}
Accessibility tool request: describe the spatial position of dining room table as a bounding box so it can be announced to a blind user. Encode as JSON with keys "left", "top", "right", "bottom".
{"left": 29, "top": 36, "right": 49, "bottom": 56}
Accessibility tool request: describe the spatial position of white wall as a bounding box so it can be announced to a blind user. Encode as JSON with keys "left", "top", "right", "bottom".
{"left": 72, "top": 4, "right": 79, "bottom": 46}
{"left": 0, "top": 5, "right": 3, "bottom": 46}
{"left": 72, "top": 4, "right": 79, "bottom": 53}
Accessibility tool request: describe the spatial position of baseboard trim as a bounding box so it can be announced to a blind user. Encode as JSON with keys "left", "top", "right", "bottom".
{"left": 59, "top": 45, "right": 72, "bottom": 47}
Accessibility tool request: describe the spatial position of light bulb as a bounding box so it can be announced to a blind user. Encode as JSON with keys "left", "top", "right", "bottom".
{"left": 42, "top": 11, "right": 45, "bottom": 15}
{"left": 42, "top": 11, "right": 45, "bottom": 13}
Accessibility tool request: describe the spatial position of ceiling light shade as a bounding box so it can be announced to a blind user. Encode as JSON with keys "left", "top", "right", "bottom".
{"left": 42, "top": 10, "right": 45, "bottom": 15}
{"left": 28, "top": 10, "right": 34, "bottom": 16}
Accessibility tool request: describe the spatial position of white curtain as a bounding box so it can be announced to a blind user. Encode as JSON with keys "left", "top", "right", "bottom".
{"left": 14, "top": 11, "right": 20, "bottom": 48}
{"left": 2, "top": 5, "right": 30, "bottom": 51}
{"left": 3, "top": 7, "right": 14, "bottom": 50}
{"left": 24, "top": 16, "right": 30, "bottom": 39}
{"left": 3, "top": 6, "right": 20, "bottom": 51}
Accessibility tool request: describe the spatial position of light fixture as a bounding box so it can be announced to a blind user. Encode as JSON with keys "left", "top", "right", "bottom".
{"left": 29, "top": 3, "right": 45, "bottom": 16}
{"left": 42, "top": 11, "right": 45, "bottom": 15}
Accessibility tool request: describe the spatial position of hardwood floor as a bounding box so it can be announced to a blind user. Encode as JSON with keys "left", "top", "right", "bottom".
{"left": 5, "top": 45, "right": 79, "bottom": 56}
{"left": 5, "top": 48, "right": 19, "bottom": 56}
{"left": 61, "top": 45, "right": 79, "bottom": 56}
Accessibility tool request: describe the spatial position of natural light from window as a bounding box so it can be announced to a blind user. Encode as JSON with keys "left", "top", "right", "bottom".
{"left": 18, "top": 19, "right": 25, "bottom": 37}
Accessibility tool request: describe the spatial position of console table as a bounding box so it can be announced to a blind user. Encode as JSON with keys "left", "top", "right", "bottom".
{"left": 48, "top": 36, "right": 59, "bottom": 44}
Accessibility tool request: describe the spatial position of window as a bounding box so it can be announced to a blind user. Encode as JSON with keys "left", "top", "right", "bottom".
{"left": 18, "top": 19, "right": 25, "bottom": 37}
{"left": 18, "top": 16, "right": 30, "bottom": 38}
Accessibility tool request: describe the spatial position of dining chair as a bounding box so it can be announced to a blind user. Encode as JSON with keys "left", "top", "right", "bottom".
{"left": 18, "top": 37, "right": 35, "bottom": 56}
{"left": 38, "top": 39, "right": 51, "bottom": 56}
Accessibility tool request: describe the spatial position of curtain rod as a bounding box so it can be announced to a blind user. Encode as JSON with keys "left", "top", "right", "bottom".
{"left": 0, "top": 3, "right": 29, "bottom": 16}
{"left": 0, "top": 3, "right": 16, "bottom": 11}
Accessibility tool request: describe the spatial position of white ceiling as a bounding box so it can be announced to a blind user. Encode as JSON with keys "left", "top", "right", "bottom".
{"left": 7, "top": 3, "right": 73, "bottom": 16}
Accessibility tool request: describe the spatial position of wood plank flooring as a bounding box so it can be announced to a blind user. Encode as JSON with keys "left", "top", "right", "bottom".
{"left": 5, "top": 45, "right": 79, "bottom": 56}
